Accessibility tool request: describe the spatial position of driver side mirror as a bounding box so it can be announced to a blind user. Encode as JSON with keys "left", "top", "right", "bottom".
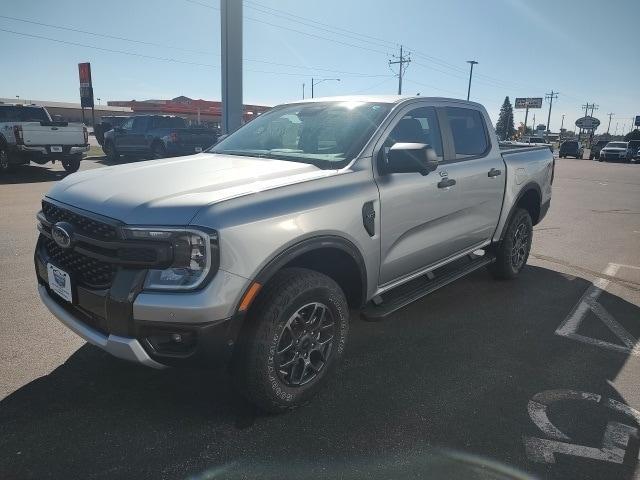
{"left": 382, "top": 142, "right": 439, "bottom": 176}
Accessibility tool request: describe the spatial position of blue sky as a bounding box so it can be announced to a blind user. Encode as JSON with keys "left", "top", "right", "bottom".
{"left": 2, "top": 0, "right": 639, "bottom": 133}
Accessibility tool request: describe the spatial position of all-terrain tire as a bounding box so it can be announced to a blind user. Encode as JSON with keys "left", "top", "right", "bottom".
{"left": 488, "top": 208, "right": 533, "bottom": 280}
{"left": 232, "top": 267, "right": 349, "bottom": 413}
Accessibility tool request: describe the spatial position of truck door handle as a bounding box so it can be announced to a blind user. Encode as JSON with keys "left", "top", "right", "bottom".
{"left": 488, "top": 168, "right": 502, "bottom": 177}
{"left": 437, "top": 177, "right": 456, "bottom": 188}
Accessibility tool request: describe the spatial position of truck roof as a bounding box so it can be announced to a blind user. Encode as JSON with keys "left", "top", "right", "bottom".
{"left": 287, "top": 95, "right": 484, "bottom": 109}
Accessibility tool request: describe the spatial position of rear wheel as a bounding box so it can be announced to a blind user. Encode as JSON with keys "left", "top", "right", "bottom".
{"left": 0, "top": 145, "right": 14, "bottom": 173}
{"left": 104, "top": 141, "right": 120, "bottom": 162}
{"left": 62, "top": 156, "right": 81, "bottom": 173}
{"left": 488, "top": 208, "right": 533, "bottom": 280}
{"left": 233, "top": 268, "right": 349, "bottom": 413}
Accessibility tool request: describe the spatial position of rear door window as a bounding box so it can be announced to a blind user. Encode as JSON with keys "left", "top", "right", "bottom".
{"left": 444, "top": 107, "right": 489, "bottom": 159}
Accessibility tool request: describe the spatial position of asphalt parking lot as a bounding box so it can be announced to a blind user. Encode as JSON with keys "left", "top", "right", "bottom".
{"left": 1, "top": 155, "right": 639, "bottom": 480}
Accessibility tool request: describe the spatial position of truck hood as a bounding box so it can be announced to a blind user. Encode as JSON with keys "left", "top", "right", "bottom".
{"left": 46, "top": 153, "right": 338, "bottom": 225}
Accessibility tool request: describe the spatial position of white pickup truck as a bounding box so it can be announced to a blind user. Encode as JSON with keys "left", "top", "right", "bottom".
{"left": 0, "top": 103, "right": 89, "bottom": 173}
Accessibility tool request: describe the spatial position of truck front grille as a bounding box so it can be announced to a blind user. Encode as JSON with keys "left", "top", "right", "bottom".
{"left": 44, "top": 237, "right": 116, "bottom": 288}
{"left": 42, "top": 200, "right": 118, "bottom": 241}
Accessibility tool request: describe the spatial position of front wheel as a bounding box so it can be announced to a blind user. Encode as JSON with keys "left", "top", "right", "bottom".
{"left": 62, "top": 156, "right": 81, "bottom": 173}
{"left": 233, "top": 268, "right": 349, "bottom": 413}
{"left": 488, "top": 208, "right": 533, "bottom": 280}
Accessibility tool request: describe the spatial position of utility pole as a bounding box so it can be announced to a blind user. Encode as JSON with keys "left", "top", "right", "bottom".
{"left": 302, "top": 83, "right": 305, "bottom": 99}
{"left": 221, "top": 0, "right": 243, "bottom": 134}
{"left": 389, "top": 45, "right": 411, "bottom": 95}
{"left": 544, "top": 91, "right": 558, "bottom": 139}
{"left": 606, "top": 113, "right": 614, "bottom": 134}
{"left": 614, "top": 122, "right": 618, "bottom": 136}
{"left": 532, "top": 113, "right": 536, "bottom": 133}
{"left": 466, "top": 60, "right": 478, "bottom": 101}
{"left": 560, "top": 114, "right": 565, "bottom": 141}
{"left": 581, "top": 102, "right": 592, "bottom": 140}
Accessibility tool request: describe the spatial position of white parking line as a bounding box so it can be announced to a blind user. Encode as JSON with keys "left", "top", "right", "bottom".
{"left": 555, "top": 263, "right": 640, "bottom": 356}
{"left": 524, "top": 389, "right": 640, "bottom": 465}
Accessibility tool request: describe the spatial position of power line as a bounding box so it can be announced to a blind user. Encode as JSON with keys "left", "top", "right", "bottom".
{"left": 0, "top": 25, "right": 392, "bottom": 79}
{"left": 244, "top": 0, "right": 399, "bottom": 49}
{"left": 184, "top": 0, "right": 391, "bottom": 55}
{"left": 0, "top": 14, "right": 211, "bottom": 54}
{"left": 243, "top": 1, "right": 397, "bottom": 52}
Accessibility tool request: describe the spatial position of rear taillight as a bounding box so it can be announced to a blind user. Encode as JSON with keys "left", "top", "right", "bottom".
{"left": 83, "top": 126, "right": 88, "bottom": 144}
{"left": 13, "top": 125, "right": 23, "bottom": 145}
{"left": 170, "top": 132, "right": 179, "bottom": 142}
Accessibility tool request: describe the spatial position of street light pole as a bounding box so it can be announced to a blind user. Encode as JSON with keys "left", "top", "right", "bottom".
{"left": 311, "top": 78, "right": 340, "bottom": 98}
{"left": 466, "top": 60, "right": 478, "bottom": 101}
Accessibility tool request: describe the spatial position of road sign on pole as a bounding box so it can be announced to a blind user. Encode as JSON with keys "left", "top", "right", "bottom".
{"left": 514, "top": 98, "right": 543, "bottom": 109}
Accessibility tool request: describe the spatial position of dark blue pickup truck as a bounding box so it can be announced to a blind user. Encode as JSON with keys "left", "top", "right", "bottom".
{"left": 102, "top": 115, "right": 218, "bottom": 161}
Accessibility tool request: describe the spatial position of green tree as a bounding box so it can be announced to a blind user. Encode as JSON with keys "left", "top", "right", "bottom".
{"left": 624, "top": 129, "right": 640, "bottom": 142}
{"left": 495, "top": 96, "right": 515, "bottom": 140}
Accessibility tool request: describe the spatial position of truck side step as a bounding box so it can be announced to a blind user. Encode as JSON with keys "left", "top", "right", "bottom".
{"left": 361, "top": 252, "right": 496, "bottom": 321}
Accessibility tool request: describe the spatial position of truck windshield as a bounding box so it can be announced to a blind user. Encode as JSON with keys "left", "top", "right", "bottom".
{"left": 606, "top": 142, "right": 626, "bottom": 148}
{"left": 0, "top": 106, "right": 50, "bottom": 122}
{"left": 209, "top": 101, "right": 392, "bottom": 169}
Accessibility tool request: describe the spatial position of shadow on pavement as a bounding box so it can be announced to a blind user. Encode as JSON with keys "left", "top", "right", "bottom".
{"left": 0, "top": 164, "right": 72, "bottom": 185}
{"left": 1, "top": 266, "right": 639, "bottom": 480}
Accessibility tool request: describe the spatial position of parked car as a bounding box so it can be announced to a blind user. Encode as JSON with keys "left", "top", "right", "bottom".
{"left": 93, "top": 115, "right": 129, "bottom": 146}
{"left": 599, "top": 141, "right": 633, "bottom": 162}
{"left": 559, "top": 140, "right": 584, "bottom": 158}
{"left": 102, "top": 115, "right": 219, "bottom": 161}
{"left": 35, "top": 96, "right": 553, "bottom": 412}
{"left": 589, "top": 140, "right": 609, "bottom": 160}
{"left": 0, "top": 103, "right": 88, "bottom": 173}
{"left": 628, "top": 140, "right": 640, "bottom": 160}
{"left": 520, "top": 136, "right": 553, "bottom": 152}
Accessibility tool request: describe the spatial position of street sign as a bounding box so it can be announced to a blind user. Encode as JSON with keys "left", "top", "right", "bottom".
{"left": 515, "top": 97, "right": 543, "bottom": 109}
{"left": 635, "top": 115, "right": 640, "bottom": 127}
{"left": 78, "top": 62, "right": 94, "bottom": 108}
{"left": 575, "top": 116, "right": 600, "bottom": 131}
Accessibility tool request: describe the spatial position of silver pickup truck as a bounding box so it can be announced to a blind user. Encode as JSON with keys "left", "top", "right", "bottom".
{"left": 35, "top": 96, "right": 553, "bottom": 412}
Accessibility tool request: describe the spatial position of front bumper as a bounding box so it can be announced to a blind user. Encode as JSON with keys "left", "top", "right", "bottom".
{"left": 600, "top": 151, "right": 627, "bottom": 160}
{"left": 165, "top": 143, "right": 210, "bottom": 156}
{"left": 38, "top": 284, "right": 165, "bottom": 368}
{"left": 35, "top": 229, "right": 249, "bottom": 368}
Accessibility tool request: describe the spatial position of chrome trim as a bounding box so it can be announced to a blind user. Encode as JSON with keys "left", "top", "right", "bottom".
{"left": 374, "top": 240, "right": 491, "bottom": 296}
{"left": 38, "top": 285, "right": 166, "bottom": 369}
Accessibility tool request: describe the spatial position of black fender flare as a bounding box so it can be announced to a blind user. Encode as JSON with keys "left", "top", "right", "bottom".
{"left": 223, "top": 235, "right": 368, "bottom": 354}
{"left": 497, "top": 182, "right": 542, "bottom": 241}
{"left": 240, "top": 235, "right": 368, "bottom": 312}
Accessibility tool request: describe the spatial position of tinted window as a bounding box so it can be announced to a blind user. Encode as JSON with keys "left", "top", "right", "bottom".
{"left": 384, "top": 106, "right": 443, "bottom": 159}
{"left": 445, "top": 107, "right": 488, "bottom": 158}
{"left": 0, "top": 106, "right": 49, "bottom": 122}
{"left": 122, "top": 118, "right": 134, "bottom": 130}
{"left": 153, "top": 117, "right": 187, "bottom": 129}
{"left": 131, "top": 117, "right": 147, "bottom": 132}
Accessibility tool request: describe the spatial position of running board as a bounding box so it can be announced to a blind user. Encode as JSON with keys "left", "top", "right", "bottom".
{"left": 361, "top": 253, "right": 496, "bottom": 321}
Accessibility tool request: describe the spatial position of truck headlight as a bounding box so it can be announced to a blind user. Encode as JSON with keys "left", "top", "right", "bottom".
{"left": 122, "top": 227, "right": 219, "bottom": 291}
